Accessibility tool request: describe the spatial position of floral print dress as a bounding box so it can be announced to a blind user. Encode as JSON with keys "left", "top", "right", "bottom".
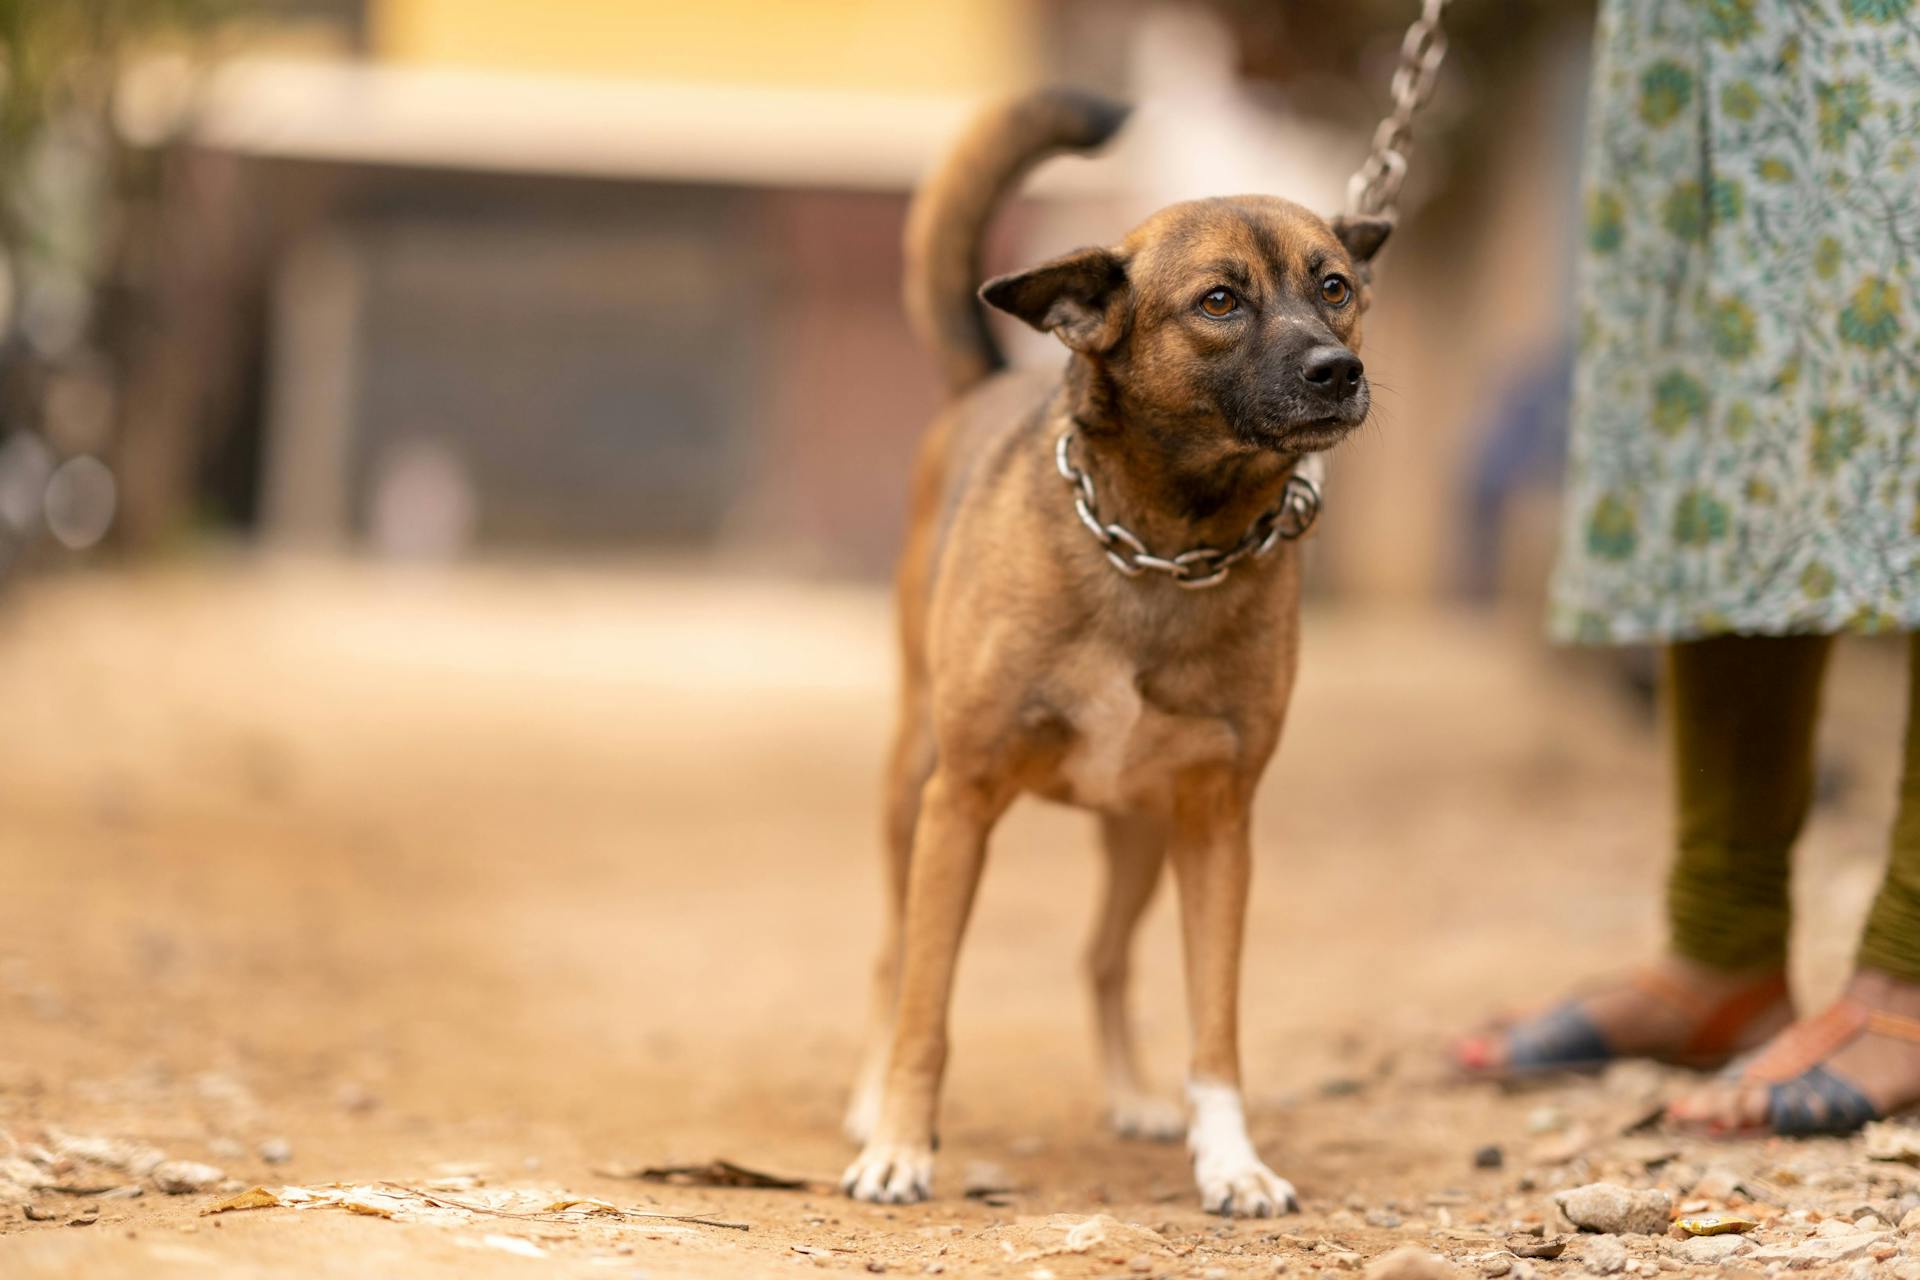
{"left": 1552, "top": 0, "right": 1920, "bottom": 644}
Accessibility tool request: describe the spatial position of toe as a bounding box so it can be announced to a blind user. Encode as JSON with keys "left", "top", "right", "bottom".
{"left": 842, "top": 1145, "right": 931, "bottom": 1204}
{"left": 1453, "top": 1032, "right": 1504, "bottom": 1073}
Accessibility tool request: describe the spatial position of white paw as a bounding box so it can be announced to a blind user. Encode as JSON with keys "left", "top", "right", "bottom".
{"left": 1193, "top": 1154, "right": 1298, "bottom": 1218}
{"left": 842, "top": 1084, "right": 881, "bottom": 1145}
{"left": 1108, "top": 1093, "right": 1186, "bottom": 1142}
{"left": 840, "top": 1141, "right": 933, "bottom": 1204}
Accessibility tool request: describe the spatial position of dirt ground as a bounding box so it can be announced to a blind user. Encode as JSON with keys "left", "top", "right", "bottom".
{"left": 1, "top": 561, "right": 1916, "bottom": 1278}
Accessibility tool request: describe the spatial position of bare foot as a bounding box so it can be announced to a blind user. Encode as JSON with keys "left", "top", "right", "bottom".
{"left": 1668, "top": 968, "right": 1920, "bottom": 1135}
{"left": 1453, "top": 955, "right": 1792, "bottom": 1076}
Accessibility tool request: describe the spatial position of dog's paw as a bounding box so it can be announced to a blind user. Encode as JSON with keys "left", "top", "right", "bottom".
{"left": 840, "top": 1141, "right": 933, "bottom": 1205}
{"left": 1193, "top": 1156, "right": 1298, "bottom": 1218}
{"left": 1108, "top": 1093, "right": 1185, "bottom": 1142}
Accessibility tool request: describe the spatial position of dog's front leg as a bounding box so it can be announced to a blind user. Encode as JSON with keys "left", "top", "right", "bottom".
{"left": 842, "top": 769, "right": 1001, "bottom": 1204}
{"left": 1169, "top": 775, "right": 1298, "bottom": 1217}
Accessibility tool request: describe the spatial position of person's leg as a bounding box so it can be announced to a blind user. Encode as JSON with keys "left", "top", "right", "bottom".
{"left": 1459, "top": 634, "right": 1823, "bottom": 1073}
{"left": 1665, "top": 633, "right": 1832, "bottom": 971}
{"left": 1859, "top": 633, "right": 1920, "bottom": 984}
{"left": 1673, "top": 634, "right": 1920, "bottom": 1133}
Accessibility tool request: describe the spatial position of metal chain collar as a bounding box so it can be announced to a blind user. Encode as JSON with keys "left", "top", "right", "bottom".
{"left": 1055, "top": 431, "right": 1320, "bottom": 591}
{"left": 1345, "top": 0, "right": 1452, "bottom": 223}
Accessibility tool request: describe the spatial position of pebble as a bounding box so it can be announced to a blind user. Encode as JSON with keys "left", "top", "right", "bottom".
{"left": 1688, "top": 1167, "right": 1741, "bottom": 1201}
{"left": 1361, "top": 1245, "right": 1458, "bottom": 1280}
{"left": 151, "top": 1160, "right": 224, "bottom": 1194}
{"left": 1902, "top": 1205, "right": 1920, "bottom": 1233}
{"left": 1366, "top": 1209, "right": 1403, "bottom": 1229}
{"left": 1744, "top": 1232, "right": 1893, "bottom": 1266}
{"left": 1553, "top": 1184, "right": 1672, "bottom": 1235}
{"left": 259, "top": 1138, "right": 292, "bottom": 1165}
{"left": 1505, "top": 1234, "right": 1567, "bottom": 1260}
{"left": 23, "top": 1204, "right": 56, "bottom": 1221}
{"left": 1666, "top": 1235, "right": 1750, "bottom": 1265}
{"left": 1579, "top": 1236, "right": 1627, "bottom": 1275}
{"left": 1525, "top": 1106, "right": 1566, "bottom": 1135}
{"left": 1127, "top": 1255, "right": 1151, "bottom": 1273}
{"left": 1473, "top": 1146, "right": 1504, "bottom": 1171}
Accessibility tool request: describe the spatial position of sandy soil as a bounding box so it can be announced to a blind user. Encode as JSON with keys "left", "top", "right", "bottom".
{"left": 0, "top": 562, "right": 1912, "bottom": 1278}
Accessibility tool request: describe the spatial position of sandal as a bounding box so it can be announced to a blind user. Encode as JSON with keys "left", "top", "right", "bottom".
{"left": 1455, "top": 968, "right": 1790, "bottom": 1079}
{"left": 1685, "top": 998, "right": 1920, "bottom": 1137}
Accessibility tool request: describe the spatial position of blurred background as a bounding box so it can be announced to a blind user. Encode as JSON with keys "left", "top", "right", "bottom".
{"left": 3, "top": 4, "right": 1912, "bottom": 1274}
{"left": 0, "top": 0, "right": 1593, "bottom": 593}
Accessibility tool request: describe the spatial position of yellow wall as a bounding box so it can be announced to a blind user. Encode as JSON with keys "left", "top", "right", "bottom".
{"left": 371, "top": 0, "right": 1041, "bottom": 93}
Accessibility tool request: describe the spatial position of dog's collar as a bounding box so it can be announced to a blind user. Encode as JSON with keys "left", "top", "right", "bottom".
{"left": 1054, "top": 429, "right": 1320, "bottom": 590}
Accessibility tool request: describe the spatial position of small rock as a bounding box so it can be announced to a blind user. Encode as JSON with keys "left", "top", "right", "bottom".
{"left": 1553, "top": 1184, "right": 1672, "bottom": 1235}
{"left": 258, "top": 1138, "right": 292, "bottom": 1165}
{"left": 865, "top": 1263, "right": 885, "bottom": 1274}
{"left": 23, "top": 1204, "right": 56, "bottom": 1221}
{"left": 336, "top": 1082, "right": 378, "bottom": 1114}
{"left": 1204, "top": 1270, "right": 1229, "bottom": 1280}
{"left": 1480, "top": 1258, "right": 1511, "bottom": 1277}
{"left": 1473, "top": 1146, "right": 1504, "bottom": 1171}
{"left": 1362, "top": 1246, "right": 1459, "bottom": 1280}
{"left": 1366, "top": 1209, "right": 1403, "bottom": 1229}
{"left": 1128, "top": 1256, "right": 1152, "bottom": 1274}
{"left": 151, "top": 1161, "right": 224, "bottom": 1194}
{"left": 1864, "top": 1121, "right": 1920, "bottom": 1164}
{"left": 1579, "top": 1237, "right": 1627, "bottom": 1276}
{"left": 962, "top": 1160, "right": 1012, "bottom": 1197}
{"left": 1506, "top": 1235, "right": 1568, "bottom": 1260}
{"left": 1667, "top": 1235, "right": 1751, "bottom": 1265}
{"left": 1746, "top": 1232, "right": 1892, "bottom": 1267}
{"left": 66, "top": 1209, "right": 99, "bottom": 1227}
{"left": 1901, "top": 1205, "right": 1920, "bottom": 1233}
{"left": 1526, "top": 1106, "right": 1567, "bottom": 1135}
{"left": 1689, "top": 1167, "right": 1741, "bottom": 1202}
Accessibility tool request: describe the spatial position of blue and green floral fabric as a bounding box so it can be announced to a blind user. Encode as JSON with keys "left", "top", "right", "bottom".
{"left": 1552, "top": 0, "right": 1920, "bottom": 643}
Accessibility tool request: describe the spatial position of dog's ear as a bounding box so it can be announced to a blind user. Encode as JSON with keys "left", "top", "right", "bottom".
{"left": 979, "top": 247, "right": 1128, "bottom": 354}
{"left": 1331, "top": 214, "right": 1392, "bottom": 266}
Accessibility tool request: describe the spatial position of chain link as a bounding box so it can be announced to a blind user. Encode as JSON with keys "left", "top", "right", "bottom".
{"left": 1055, "top": 431, "right": 1319, "bottom": 591}
{"left": 1345, "top": 0, "right": 1452, "bottom": 224}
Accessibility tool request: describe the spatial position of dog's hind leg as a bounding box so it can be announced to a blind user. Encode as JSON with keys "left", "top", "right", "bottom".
{"left": 1089, "top": 814, "right": 1184, "bottom": 1141}
{"left": 844, "top": 711, "right": 934, "bottom": 1144}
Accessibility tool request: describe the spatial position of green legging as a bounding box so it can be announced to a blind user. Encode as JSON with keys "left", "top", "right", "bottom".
{"left": 1667, "top": 634, "right": 1920, "bottom": 982}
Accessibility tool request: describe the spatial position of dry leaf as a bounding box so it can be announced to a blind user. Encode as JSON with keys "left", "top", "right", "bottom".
{"left": 618, "top": 1159, "right": 811, "bottom": 1191}
{"left": 202, "top": 1187, "right": 284, "bottom": 1216}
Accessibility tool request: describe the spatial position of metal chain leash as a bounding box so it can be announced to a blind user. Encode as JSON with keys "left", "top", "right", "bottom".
{"left": 1345, "top": 0, "right": 1453, "bottom": 224}
{"left": 1056, "top": 431, "right": 1320, "bottom": 590}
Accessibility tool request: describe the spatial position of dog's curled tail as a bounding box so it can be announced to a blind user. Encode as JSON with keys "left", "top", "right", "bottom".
{"left": 904, "top": 87, "right": 1130, "bottom": 398}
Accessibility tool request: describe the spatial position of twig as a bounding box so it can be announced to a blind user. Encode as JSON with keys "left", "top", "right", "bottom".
{"left": 377, "top": 1184, "right": 750, "bottom": 1232}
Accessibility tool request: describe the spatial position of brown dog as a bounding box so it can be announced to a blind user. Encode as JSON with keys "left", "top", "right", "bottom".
{"left": 841, "top": 88, "right": 1388, "bottom": 1216}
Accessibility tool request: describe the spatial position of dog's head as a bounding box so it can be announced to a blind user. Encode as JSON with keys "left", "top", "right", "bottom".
{"left": 980, "top": 197, "right": 1388, "bottom": 455}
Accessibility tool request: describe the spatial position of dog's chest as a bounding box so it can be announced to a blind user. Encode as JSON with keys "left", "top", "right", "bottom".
{"left": 1043, "top": 646, "right": 1237, "bottom": 813}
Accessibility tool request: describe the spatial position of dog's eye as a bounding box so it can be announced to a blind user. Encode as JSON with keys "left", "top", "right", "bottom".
{"left": 1199, "top": 288, "right": 1238, "bottom": 318}
{"left": 1320, "top": 275, "right": 1352, "bottom": 307}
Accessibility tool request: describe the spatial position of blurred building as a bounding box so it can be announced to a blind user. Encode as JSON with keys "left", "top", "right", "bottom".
{"left": 112, "top": 0, "right": 1595, "bottom": 597}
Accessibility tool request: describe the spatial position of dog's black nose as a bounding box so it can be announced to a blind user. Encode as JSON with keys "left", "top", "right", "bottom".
{"left": 1301, "top": 347, "right": 1364, "bottom": 395}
